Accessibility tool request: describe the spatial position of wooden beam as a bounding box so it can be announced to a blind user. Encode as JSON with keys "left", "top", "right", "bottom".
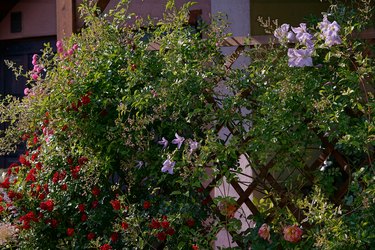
{"left": 56, "top": 0, "right": 75, "bottom": 40}
{"left": 97, "top": 0, "right": 111, "bottom": 13}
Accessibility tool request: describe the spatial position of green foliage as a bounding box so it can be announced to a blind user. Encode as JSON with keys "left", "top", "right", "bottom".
{"left": 0, "top": 0, "right": 373, "bottom": 249}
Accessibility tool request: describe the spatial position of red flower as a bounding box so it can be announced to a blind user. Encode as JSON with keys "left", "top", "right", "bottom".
{"left": 91, "top": 200, "right": 99, "bottom": 208}
{"left": 26, "top": 168, "right": 37, "bottom": 182}
{"left": 110, "top": 232, "right": 119, "bottom": 242}
{"left": 92, "top": 186, "right": 100, "bottom": 196}
{"left": 40, "top": 199, "right": 54, "bottom": 212}
{"left": 71, "top": 165, "right": 80, "bottom": 179}
{"left": 110, "top": 199, "right": 121, "bottom": 211}
{"left": 0, "top": 177, "right": 10, "bottom": 189}
{"left": 7, "top": 190, "right": 16, "bottom": 199}
{"left": 161, "top": 220, "right": 169, "bottom": 229}
{"left": 121, "top": 221, "right": 129, "bottom": 230}
{"left": 143, "top": 200, "right": 151, "bottom": 209}
{"left": 156, "top": 231, "right": 166, "bottom": 241}
{"left": 150, "top": 219, "right": 160, "bottom": 229}
{"left": 19, "top": 154, "right": 31, "bottom": 167}
{"left": 100, "top": 244, "right": 112, "bottom": 250}
{"left": 87, "top": 232, "right": 96, "bottom": 240}
{"left": 187, "top": 218, "right": 196, "bottom": 227}
{"left": 81, "top": 213, "right": 88, "bottom": 222}
{"left": 45, "top": 218, "right": 58, "bottom": 228}
{"left": 35, "top": 162, "right": 42, "bottom": 170}
{"left": 67, "top": 157, "right": 74, "bottom": 165}
{"left": 78, "top": 156, "right": 88, "bottom": 165}
{"left": 52, "top": 172, "right": 59, "bottom": 183}
{"left": 60, "top": 183, "right": 68, "bottom": 191}
{"left": 165, "top": 227, "right": 175, "bottom": 236}
{"left": 192, "top": 245, "right": 199, "bottom": 250}
{"left": 67, "top": 228, "right": 75, "bottom": 236}
{"left": 78, "top": 204, "right": 85, "bottom": 213}
{"left": 81, "top": 93, "right": 91, "bottom": 105}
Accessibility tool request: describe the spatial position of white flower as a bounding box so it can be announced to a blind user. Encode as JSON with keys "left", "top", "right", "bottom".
{"left": 161, "top": 158, "right": 175, "bottom": 175}
{"left": 171, "top": 133, "right": 185, "bottom": 149}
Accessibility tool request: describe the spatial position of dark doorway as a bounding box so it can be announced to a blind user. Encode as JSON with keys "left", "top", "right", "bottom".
{"left": 0, "top": 36, "right": 56, "bottom": 168}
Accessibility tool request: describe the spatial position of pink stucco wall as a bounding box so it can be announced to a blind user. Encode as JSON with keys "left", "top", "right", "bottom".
{"left": 0, "top": 0, "right": 56, "bottom": 40}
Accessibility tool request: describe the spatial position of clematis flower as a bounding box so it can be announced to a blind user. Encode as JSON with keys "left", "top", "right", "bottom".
{"left": 171, "top": 133, "right": 185, "bottom": 149}
{"left": 258, "top": 223, "right": 271, "bottom": 242}
{"left": 161, "top": 158, "right": 175, "bottom": 174}
{"left": 291, "top": 23, "right": 313, "bottom": 47}
{"left": 274, "top": 24, "right": 291, "bottom": 44}
{"left": 157, "top": 137, "right": 168, "bottom": 149}
{"left": 287, "top": 48, "right": 313, "bottom": 67}
{"left": 318, "top": 15, "right": 341, "bottom": 47}
{"left": 189, "top": 140, "right": 199, "bottom": 153}
{"left": 283, "top": 225, "right": 303, "bottom": 243}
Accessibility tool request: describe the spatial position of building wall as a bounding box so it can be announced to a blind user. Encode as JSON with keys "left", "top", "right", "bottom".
{"left": 0, "top": 0, "right": 56, "bottom": 40}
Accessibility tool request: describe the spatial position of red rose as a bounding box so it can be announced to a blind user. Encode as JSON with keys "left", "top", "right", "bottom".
{"left": 78, "top": 204, "right": 85, "bottom": 213}
{"left": 161, "top": 220, "right": 169, "bottom": 229}
{"left": 110, "top": 199, "right": 121, "bottom": 211}
{"left": 78, "top": 156, "right": 88, "bottom": 165}
{"left": 81, "top": 213, "right": 88, "bottom": 222}
{"left": 192, "top": 245, "right": 199, "bottom": 250}
{"left": 110, "top": 232, "right": 119, "bottom": 242}
{"left": 67, "top": 228, "right": 74, "bottom": 236}
{"left": 35, "top": 162, "right": 42, "bottom": 170}
{"left": 87, "top": 232, "right": 96, "bottom": 240}
{"left": 52, "top": 172, "right": 59, "bottom": 183}
{"left": 40, "top": 200, "right": 54, "bottom": 212}
{"left": 143, "top": 200, "right": 151, "bottom": 209}
{"left": 81, "top": 95, "right": 91, "bottom": 105}
{"left": 92, "top": 186, "right": 100, "bottom": 196}
{"left": 166, "top": 227, "right": 175, "bottom": 236}
{"left": 46, "top": 218, "right": 58, "bottom": 228}
{"left": 186, "top": 218, "right": 195, "bottom": 227}
{"left": 60, "top": 183, "right": 68, "bottom": 191}
{"left": 100, "top": 244, "right": 112, "bottom": 250}
{"left": 149, "top": 219, "right": 160, "bottom": 229}
{"left": 91, "top": 200, "right": 99, "bottom": 208}
{"left": 156, "top": 231, "right": 166, "bottom": 241}
{"left": 71, "top": 165, "right": 80, "bottom": 179}
{"left": 121, "top": 221, "right": 128, "bottom": 230}
{"left": 0, "top": 177, "right": 10, "bottom": 189}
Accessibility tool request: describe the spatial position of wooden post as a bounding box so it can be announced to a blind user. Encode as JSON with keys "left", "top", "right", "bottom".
{"left": 56, "top": 0, "right": 75, "bottom": 40}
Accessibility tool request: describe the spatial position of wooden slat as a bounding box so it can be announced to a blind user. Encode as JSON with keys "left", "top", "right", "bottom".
{"left": 97, "top": 0, "right": 111, "bottom": 13}
{"left": 56, "top": 0, "right": 75, "bottom": 40}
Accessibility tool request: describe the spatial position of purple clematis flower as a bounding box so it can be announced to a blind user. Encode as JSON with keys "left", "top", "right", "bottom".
{"left": 161, "top": 158, "right": 175, "bottom": 174}
{"left": 288, "top": 48, "right": 314, "bottom": 67}
{"left": 189, "top": 140, "right": 199, "bottom": 154}
{"left": 292, "top": 23, "right": 314, "bottom": 47}
{"left": 172, "top": 133, "right": 185, "bottom": 149}
{"left": 318, "top": 15, "right": 341, "bottom": 47}
{"left": 157, "top": 137, "right": 169, "bottom": 149}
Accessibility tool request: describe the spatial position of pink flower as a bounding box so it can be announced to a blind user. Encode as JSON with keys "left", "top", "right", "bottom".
{"left": 31, "top": 73, "right": 39, "bottom": 81}
{"left": 24, "top": 88, "right": 31, "bottom": 96}
{"left": 72, "top": 44, "right": 79, "bottom": 51}
{"left": 258, "top": 223, "right": 271, "bottom": 242}
{"left": 283, "top": 225, "right": 303, "bottom": 243}
{"left": 56, "top": 40, "right": 64, "bottom": 54}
